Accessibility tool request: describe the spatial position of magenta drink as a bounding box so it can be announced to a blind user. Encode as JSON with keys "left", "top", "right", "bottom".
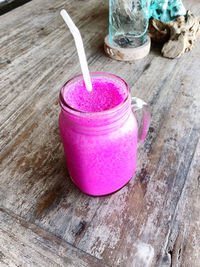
{"left": 59, "top": 72, "right": 150, "bottom": 196}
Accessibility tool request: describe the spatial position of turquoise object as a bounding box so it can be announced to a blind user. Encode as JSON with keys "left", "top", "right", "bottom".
{"left": 150, "top": 0, "right": 186, "bottom": 22}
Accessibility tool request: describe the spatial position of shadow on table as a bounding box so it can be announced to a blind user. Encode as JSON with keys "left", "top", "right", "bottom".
{"left": 150, "top": 41, "right": 164, "bottom": 57}
{"left": 0, "top": 0, "right": 31, "bottom": 16}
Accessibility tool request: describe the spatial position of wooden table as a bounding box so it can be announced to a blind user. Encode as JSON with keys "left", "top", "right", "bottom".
{"left": 1, "top": 0, "right": 200, "bottom": 266}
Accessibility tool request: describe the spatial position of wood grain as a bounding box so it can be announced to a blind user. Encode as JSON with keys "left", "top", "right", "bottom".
{"left": 0, "top": 208, "right": 106, "bottom": 266}
{"left": 0, "top": 0, "right": 200, "bottom": 266}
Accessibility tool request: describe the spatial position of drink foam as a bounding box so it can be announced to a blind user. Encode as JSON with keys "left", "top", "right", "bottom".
{"left": 63, "top": 76, "right": 127, "bottom": 112}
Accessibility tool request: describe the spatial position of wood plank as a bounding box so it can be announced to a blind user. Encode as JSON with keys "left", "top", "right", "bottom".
{"left": 0, "top": 207, "right": 106, "bottom": 267}
{"left": 158, "top": 139, "right": 200, "bottom": 267}
{"left": 0, "top": 0, "right": 200, "bottom": 266}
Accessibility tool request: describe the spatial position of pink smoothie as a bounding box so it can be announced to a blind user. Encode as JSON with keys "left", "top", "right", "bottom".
{"left": 59, "top": 73, "right": 138, "bottom": 196}
{"left": 63, "top": 76, "right": 127, "bottom": 112}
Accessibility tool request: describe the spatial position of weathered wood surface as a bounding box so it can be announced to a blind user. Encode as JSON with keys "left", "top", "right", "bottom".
{"left": 0, "top": 0, "right": 200, "bottom": 266}
{"left": 0, "top": 208, "right": 105, "bottom": 267}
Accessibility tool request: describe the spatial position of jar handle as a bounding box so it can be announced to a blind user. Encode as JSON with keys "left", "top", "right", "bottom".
{"left": 131, "top": 97, "right": 151, "bottom": 144}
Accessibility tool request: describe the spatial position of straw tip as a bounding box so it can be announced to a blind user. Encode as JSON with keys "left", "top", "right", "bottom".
{"left": 60, "top": 9, "right": 66, "bottom": 16}
{"left": 87, "top": 84, "right": 93, "bottom": 92}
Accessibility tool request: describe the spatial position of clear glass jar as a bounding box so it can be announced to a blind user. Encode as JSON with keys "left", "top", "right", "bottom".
{"left": 109, "top": 0, "right": 150, "bottom": 48}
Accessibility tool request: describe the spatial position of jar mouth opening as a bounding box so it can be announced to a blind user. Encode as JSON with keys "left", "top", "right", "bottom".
{"left": 59, "top": 72, "right": 130, "bottom": 117}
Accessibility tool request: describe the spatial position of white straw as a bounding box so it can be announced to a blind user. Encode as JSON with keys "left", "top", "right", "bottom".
{"left": 60, "top": 9, "right": 92, "bottom": 92}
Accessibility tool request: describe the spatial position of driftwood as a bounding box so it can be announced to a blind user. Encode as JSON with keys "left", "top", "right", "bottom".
{"left": 149, "top": 11, "right": 200, "bottom": 58}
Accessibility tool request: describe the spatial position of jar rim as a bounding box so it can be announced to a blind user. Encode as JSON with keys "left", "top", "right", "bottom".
{"left": 59, "top": 72, "right": 130, "bottom": 117}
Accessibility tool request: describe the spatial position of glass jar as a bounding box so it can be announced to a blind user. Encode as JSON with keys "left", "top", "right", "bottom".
{"left": 59, "top": 72, "right": 150, "bottom": 196}
{"left": 109, "top": 0, "right": 150, "bottom": 48}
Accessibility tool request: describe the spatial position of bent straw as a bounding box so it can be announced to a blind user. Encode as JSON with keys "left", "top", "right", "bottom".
{"left": 60, "top": 9, "right": 92, "bottom": 91}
